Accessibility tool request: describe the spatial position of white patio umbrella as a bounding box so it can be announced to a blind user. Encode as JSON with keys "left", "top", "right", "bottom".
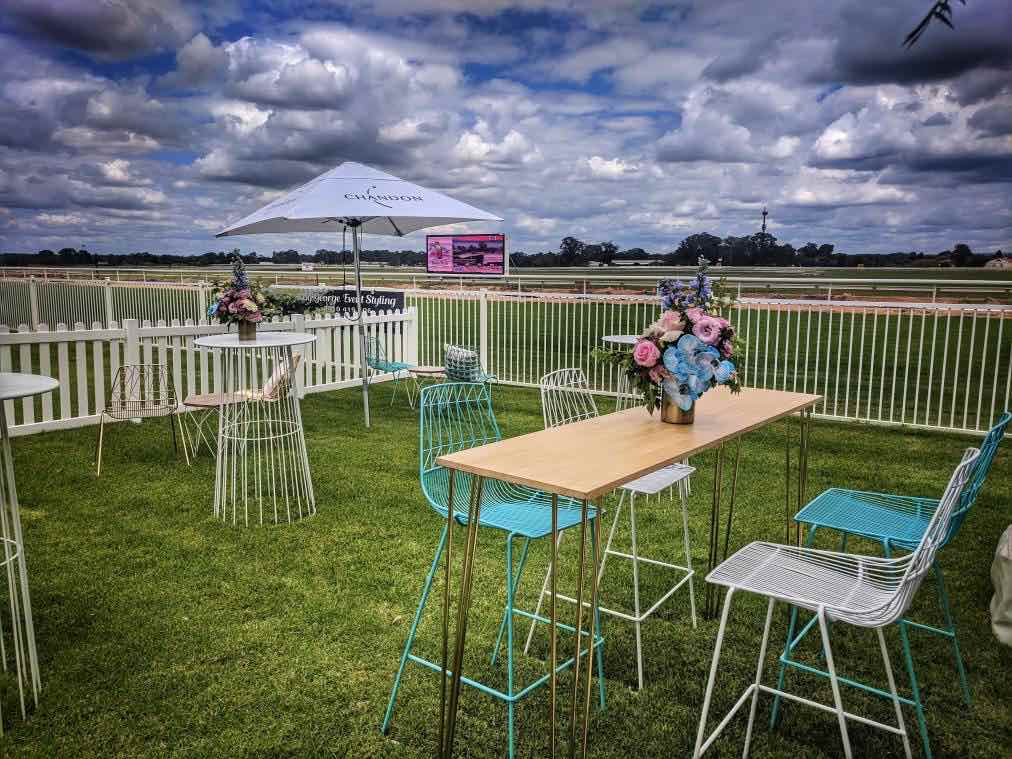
{"left": 217, "top": 161, "right": 503, "bottom": 428}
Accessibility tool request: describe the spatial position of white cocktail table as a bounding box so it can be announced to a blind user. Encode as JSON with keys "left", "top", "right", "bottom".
{"left": 194, "top": 332, "right": 317, "bottom": 526}
{"left": 0, "top": 371, "right": 58, "bottom": 721}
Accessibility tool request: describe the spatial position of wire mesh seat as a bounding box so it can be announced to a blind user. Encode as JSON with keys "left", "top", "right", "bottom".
{"left": 693, "top": 447, "right": 981, "bottom": 759}
{"left": 520, "top": 368, "right": 696, "bottom": 690}
{"left": 772, "top": 411, "right": 1010, "bottom": 756}
{"left": 181, "top": 353, "right": 302, "bottom": 457}
{"left": 365, "top": 336, "right": 415, "bottom": 406}
{"left": 95, "top": 364, "right": 189, "bottom": 476}
{"left": 443, "top": 344, "right": 495, "bottom": 384}
{"left": 383, "top": 382, "right": 605, "bottom": 758}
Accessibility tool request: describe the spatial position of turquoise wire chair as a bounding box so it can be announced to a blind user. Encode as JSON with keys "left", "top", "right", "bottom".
{"left": 771, "top": 410, "right": 1010, "bottom": 759}
{"left": 382, "top": 382, "right": 605, "bottom": 758}
{"left": 365, "top": 336, "right": 414, "bottom": 406}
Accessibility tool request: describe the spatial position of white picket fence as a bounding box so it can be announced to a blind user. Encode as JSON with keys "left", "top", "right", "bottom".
{"left": 0, "top": 309, "right": 416, "bottom": 436}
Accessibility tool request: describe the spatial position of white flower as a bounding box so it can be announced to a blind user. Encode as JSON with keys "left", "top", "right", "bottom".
{"left": 661, "top": 329, "right": 683, "bottom": 343}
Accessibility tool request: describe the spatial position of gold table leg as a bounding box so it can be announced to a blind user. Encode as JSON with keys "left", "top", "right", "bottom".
{"left": 704, "top": 444, "right": 726, "bottom": 619}
{"left": 440, "top": 473, "right": 484, "bottom": 758}
{"left": 549, "top": 493, "right": 558, "bottom": 758}
{"left": 567, "top": 498, "right": 590, "bottom": 755}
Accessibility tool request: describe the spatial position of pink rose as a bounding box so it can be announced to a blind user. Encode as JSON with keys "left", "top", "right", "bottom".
{"left": 685, "top": 307, "right": 704, "bottom": 323}
{"left": 715, "top": 317, "right": 730, "bottom": 330}
{"left": 632, "top": 339, "right": 661, "bottom": 367}
{"left": 692, "top": 315, "right": 722, "bottom": 345}
{"left": 648, "top": 364, "right": 670, "bottom": 383}
{"left": 658, "top": 310, "right": 684, "bottom": 332}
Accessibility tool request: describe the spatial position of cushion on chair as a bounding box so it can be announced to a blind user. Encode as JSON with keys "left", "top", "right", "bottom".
{"left": 444, "top": 344, "right": 485, "bottom": 382}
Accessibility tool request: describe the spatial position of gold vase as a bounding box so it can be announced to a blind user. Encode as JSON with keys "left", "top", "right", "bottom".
{"left": 661, "top": 394, "right": 694, "bottom": 424}
{"left": 238, "top": 320, "right": 257, "bottom": 342}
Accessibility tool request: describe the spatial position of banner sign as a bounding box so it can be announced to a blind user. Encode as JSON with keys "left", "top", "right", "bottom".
{"left": 426, "top": 233, "right": 506, "bottom": 275}
{"left": 297, "top": 288, "right": 404, "bottom": 314}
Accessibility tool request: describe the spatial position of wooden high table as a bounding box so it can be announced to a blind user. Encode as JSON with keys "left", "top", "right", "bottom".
{"left": 435, "top": 386, "right": 821, "bottom": 758}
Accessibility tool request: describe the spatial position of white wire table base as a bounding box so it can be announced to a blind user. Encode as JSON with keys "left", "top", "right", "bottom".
{"left": 210, "top": 342, "right": 316, "bottom": 527}
{"left": 0, "top": 414, "right": 40, "bottom": 731}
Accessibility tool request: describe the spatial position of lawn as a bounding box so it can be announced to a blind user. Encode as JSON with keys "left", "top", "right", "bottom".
{"left": 2, "top": 383, "right": 1010, "bottom": 757}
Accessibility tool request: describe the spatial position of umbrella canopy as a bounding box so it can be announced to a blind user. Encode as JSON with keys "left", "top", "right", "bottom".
{"left": 214, "top": 161, "right": 502, "bottom": 429}
{"left": 217, "top": 162, "right": 502, "bottom": 237}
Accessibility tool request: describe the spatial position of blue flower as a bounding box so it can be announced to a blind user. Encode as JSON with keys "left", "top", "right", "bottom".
{"left": 207, "top": 300, "right": 220, "bottom": 318}
{"left": 662, "top": 378, "right": 697, "bottom": 411}
{"left": 714, "top": 360, "right": 735, "bottom": 383}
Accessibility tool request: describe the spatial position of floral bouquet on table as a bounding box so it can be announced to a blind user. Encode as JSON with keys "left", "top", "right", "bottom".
{"left": 595, "top": 259, "right": 742, "bottom": 423}
{"left": 208, "top": 255, "right": 279, "bottom": 339}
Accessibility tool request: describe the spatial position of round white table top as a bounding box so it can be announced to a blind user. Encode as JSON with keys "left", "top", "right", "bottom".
{"left": 194, "top": 332, "right": 316, "bottom": 349}
{"left": 601, "top": 334, "right": 638, "bottom": 346}
{"left": 0, "top": 372, "right": 59, "bottom": 401}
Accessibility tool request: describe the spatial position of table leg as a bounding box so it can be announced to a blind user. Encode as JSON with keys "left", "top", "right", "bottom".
{"left": 580, "top": 503, "right": 602, "bottom": 757}
{"left": 704, "top": 444, "right": 725, "bottom": 619}
{"left": 796, "top": 409, "right": 811, "bottom": 546}
{"left": 720, "top": 438, "right": 743, "bottom": 564}
{"left": 784, "top": 418, "right": 792, "bottom": 544}
{"left": 0, "top": 412, "right": 39, "bottom": 717}
{"left": 438, "top": 469, "right": 456, "bottom": 755}
{"left": 549, "top": 492, "right": 558, "bottom": 758}
{"left": 568, "top": 497, "right": 591, "bottom": 756}
{"left": 441, "top": 474, "right": 484, "bottom": 758}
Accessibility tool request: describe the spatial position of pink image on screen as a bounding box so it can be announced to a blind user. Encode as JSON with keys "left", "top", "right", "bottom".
{"left": 452, "top": 235, "right": 505, "bottom": 274}
{"left": 427, "top": 237, "right": 454, "bottom": 273}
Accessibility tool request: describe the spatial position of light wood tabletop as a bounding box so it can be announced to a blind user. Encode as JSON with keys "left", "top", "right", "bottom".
{"left": 436, "top": 387, "right": 821, "bottom": 500}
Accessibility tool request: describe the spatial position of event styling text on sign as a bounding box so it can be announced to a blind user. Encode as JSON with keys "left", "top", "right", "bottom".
{"left": 299, "top": 288, "right": 405, "bottom": 314}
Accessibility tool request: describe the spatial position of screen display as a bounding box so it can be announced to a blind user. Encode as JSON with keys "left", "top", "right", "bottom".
{"left": 426, "top": 234, "right": 506, "bottom": 275}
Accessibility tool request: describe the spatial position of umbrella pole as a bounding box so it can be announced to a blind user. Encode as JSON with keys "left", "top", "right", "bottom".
{"left": 352, "top": 223, "right": 371, "bottom": 428}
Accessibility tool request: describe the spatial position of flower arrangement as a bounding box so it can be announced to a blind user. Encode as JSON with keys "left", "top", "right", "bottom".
{"left": 207, "top": 255, "right": 279, "bottom": 327}
{"left": 595, "top": 259, "right": 742, "bottom": 420}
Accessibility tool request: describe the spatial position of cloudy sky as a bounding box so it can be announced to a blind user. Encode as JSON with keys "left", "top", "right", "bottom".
{"left": 0, "top": 0, "right": 1009, "bottom": 257}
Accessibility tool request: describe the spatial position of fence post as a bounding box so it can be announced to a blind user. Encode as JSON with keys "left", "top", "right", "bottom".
{"left": 103, "top": 278, "right": 114, "bottom": 327}
{"left": 292, "top": 313, "right": 307, "bottom": 398}
{"left": 123, "top": 319, "right": 140, "bottom": 414}
{"left": 406, "top": 307, "right": 419, "bottom": 365}
{"left": 28, "top": 277, "right": 40, "bottom": 331}
{"left": 478, "top": 288, "right": 489, "bottom": 371}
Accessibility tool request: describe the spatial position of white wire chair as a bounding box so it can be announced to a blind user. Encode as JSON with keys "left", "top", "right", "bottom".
{"left": 520, "top": 367, "right": 696, "bottom": 689}
{"left": 693, "top": 446, "right": 981, "bottom": 759}
{"left": 181, "top": 353, "right": 302, "bottom": 457}
{"left": 95, "top": 364, "right": 189, "bottom": 476}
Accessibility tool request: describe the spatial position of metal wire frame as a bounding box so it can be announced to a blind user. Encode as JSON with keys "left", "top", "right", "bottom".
{"left": 693, "top": 447, "right": 981, "bottom": 759}
{"left": 95, "top": 363, "right": 189, "bottom": 476}
{"left": 521, "top": 368, "right": 697, "bottom": 690}
{"left": 771, "top": 410, "right": 1010, "bottom": 756}
{"left": 365, "top": 336, "right": 415, "bottom": 406}
{"left": 182, "top": 354, "right": 304, "bottom": 458}
{"left": 212, "top": 345, "right": 314, "bottom": 527}
{"left": 382, "top": 382, "right": 605, "bottom": 759}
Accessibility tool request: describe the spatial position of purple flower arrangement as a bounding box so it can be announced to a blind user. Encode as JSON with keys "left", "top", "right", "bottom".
{"left": 596, "top": 259, "right": 742, "bottom": 414}
{"left": 207, "top": 256, "right": 277, "bottom": 324}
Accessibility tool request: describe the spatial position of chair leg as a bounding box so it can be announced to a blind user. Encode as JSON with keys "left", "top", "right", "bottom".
{"left": 628, "top": 493, "right": 644, "bottom": 690}
{"left": 770, "top": 525, "right": 818, "bottom": 728}
{"left": 933, "top": 558, "right": 970, "bottom": 705}
{"left": 592, "top": 513, "right": 606, "bottom": 711}
{"left": 505, "top": 535, "right": 517, "bottom": 759}
{"left": 817, "top": 606, "right": 852, "bottom": 759}
{"left": 877, "top": 626, "right": 913, "bottom": 759}
{"left": 382, "top": 525, "right": 448, "bottom": 735}
{"left": 175, "top": 412, "right": 190, "bottom": 466}
{"left": 168, "top": 411, "right": 179, "bottom": 457}
{"left": 679, "top": 482, "right": 697, "bottom": 629}
{"left": 597, "top": 489, "right": 626, "bottom": 583}
{"left": 523, "top": 532, "right": 564, "bottom": 655}
{"left": 898, "top": 617, "right": 933, "bottom": 759}
{"left": 492, "top": 537, "right": 530, "bottom": 666}
{"left": 693, "top": 587, "right": 735, "bottom": 759}
{"left": 743, "top": 598, "right": 776, "bottom": 759}
{"left": 95, "top": 413, "right": 106, "bottom": 477}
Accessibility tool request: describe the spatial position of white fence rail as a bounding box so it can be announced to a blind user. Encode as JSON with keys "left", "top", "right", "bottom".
{"left": 0, "top": 309, "right": 416, "bottom": 436}
{"left": 407, "top": 290, "right": 1011, "bottom": 435}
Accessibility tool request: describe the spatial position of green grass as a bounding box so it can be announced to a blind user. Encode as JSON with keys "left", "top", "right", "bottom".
{"left": 2, "top": 383, "right": 1011, "bottom": 757}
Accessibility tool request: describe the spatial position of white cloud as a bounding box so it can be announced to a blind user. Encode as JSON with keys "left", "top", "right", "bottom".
{"left": 584, "top": 155, "right": 638, "bottom": 178}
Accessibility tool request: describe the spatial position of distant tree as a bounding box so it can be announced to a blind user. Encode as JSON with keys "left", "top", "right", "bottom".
{"left": 599, "top": 241, "right": 618, "bottom": 266}
{"left": 951, "top": 243, "right": 972, "bottom": 266}
{"left": 558, "top": 236, "right": 586, "bottom": 266}
{"left": 672, "top": 233, "right": 722, "bottom": 265}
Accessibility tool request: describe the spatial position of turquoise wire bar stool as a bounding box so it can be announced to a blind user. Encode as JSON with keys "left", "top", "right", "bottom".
{"left": 771, "top": 411, "right": 1009, "bottom": 758}
{"left": 382, "top": 382, "right": 605, "bottom": 758}
{"left": 365, "top": 336, "right": 415, "bottom": 406}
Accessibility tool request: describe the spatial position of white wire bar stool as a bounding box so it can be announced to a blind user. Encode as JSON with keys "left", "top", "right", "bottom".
{"left": 520, "top": 367, "right": 696, "bottom": 690}
{"left": 194, "top": 333, "right": 315, "bottom": 527}
{"left": 95, "top": 364, "right": 189, "bottom": 477}
{"left": 693, "top": 447, "right": 980, "bottom": 759}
